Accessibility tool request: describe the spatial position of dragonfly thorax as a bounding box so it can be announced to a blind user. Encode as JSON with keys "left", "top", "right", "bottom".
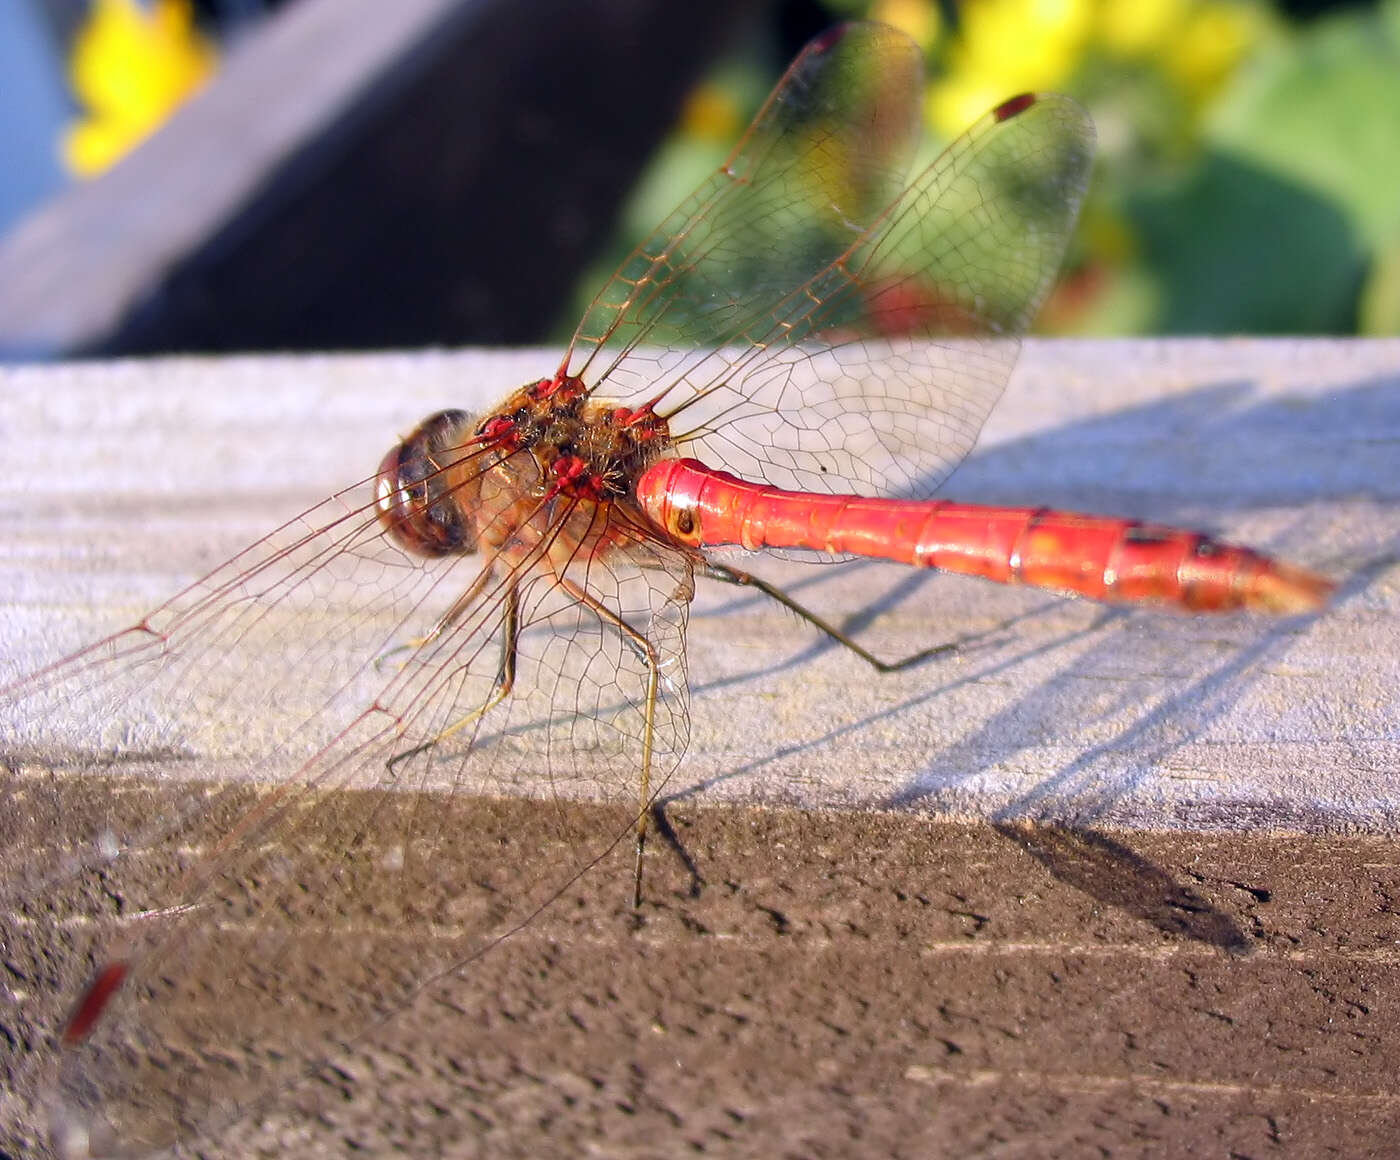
{"left": 375, "top": 382, "right": 675, "bottom": 561}
{"left": 474, "top": 376, "right": 674, "bottom": 504}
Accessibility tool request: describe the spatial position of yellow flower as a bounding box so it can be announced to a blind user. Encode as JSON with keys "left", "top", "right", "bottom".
{"left": 869, "top": 0, "right": 943, "bottom": 51}
{"left": 63, "top": 0, "right": 216, "bottom": 177}
{"left": 1095, "top": 0, "right": 1189, "bottom": 57}
{"left": 925, "top": 0, "right": 1262, "bottom": 138}
{"left": 1163, "top": 2, "right": 1264, "bottom": 105}
{"left": 927, "top": 0, "right": 1094, "bottom": 135}
{"left": 678, "top": 81, "right": 744, "bottom": 145}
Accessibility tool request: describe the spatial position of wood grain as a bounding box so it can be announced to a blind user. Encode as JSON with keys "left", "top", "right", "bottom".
{"left": 1, "top": 341, "right": 1391, "bottom": 827}
{"left": 1, "top": 340, "right": 1396, "bottom": 1157}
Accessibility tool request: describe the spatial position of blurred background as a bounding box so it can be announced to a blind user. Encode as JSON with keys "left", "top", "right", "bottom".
{"left": 3, "top": 0, "right": 1399, "bottom": 359}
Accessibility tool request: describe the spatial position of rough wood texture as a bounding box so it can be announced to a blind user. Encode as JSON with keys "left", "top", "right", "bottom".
{"left": 1, "top": 340, "right": 1390, "bottom": 824}
{"left": 1, "top": 340, "right": 1396, "bottom": 1157}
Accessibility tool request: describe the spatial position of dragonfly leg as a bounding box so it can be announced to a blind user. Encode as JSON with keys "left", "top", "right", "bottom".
{"left": 701, "top": 561, "right": 956, "bottom": 673}
{"left": 555, "top": 575, "right": 659, "bottom": 909}
{"left": 374, "top": 564, "right": 501, "bottom": 672}
{"left": 386, "top": 583, "right": 520, "bottom": 773}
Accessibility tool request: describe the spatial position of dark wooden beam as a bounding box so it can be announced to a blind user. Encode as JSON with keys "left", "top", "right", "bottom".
{"left": 0, "top": 0, "right": 756, "bottom": 358}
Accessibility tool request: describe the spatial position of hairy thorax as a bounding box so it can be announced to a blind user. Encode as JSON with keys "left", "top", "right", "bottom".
{"left": 374, "top": 374, "right": 677, "bottom": 570}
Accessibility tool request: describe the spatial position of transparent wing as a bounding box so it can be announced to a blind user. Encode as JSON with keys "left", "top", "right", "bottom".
{"left": 0, "top": 20, "right": 1095, "bottom": 1157}
{"left": 568, "top": 28, "right": 1094, "bottom": 497}
{"left": 0, "top": 470, "right": 691, "bottom": 1157}
{"left": 565, "top": 22, "right": 923, "bottom": 383}
{"left": 665, "top": 92, "right": 1096, "bottom": 498}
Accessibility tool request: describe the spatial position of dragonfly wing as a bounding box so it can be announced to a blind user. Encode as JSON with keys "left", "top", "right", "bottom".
{"left": 0, "top": 481, "right": 693, "bottom": 1156}
{"left": 565, "top": 22, "right": 924, "bottom": 389}
{"left": 569, "top": 25, "right": 1093, "bottom": 499}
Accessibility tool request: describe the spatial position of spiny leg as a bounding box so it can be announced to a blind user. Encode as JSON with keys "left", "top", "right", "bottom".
{"left": 375, "top": 561, "right": 501, "bottom": 672}
{"left": 386, "top": 583, "right": 520, "bottom": 773}
{"left": 556, "top": 575, "right": 659, "bottom": 909}
{"left": 702, "top": 561, "right": 956, "bottom": 672}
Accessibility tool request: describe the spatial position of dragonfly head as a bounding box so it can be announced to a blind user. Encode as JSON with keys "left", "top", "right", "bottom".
{"left": 375, "top": 409, "right": 482, "bottom": 558}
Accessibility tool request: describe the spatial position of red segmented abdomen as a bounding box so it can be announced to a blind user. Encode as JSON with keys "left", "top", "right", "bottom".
{"left": 636, "top": 458, "right": 1332, "bottom": 614}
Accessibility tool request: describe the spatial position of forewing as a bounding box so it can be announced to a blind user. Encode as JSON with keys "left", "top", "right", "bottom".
{"left": 565, "top": 21, "right": 923, "bottom": 382}
{"left": 666, "top": 92, "right": 1096, "bottom": 497}
{"left": 0, "top": 479, "right": 692, "bottom": 1156}
{"left": 572, "top": 49, "right": 1093, "bottom": 497}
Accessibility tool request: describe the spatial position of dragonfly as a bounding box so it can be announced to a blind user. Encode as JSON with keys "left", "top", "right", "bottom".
{"left": 0, "top": 21, "right": 1331, "bottom": 1159}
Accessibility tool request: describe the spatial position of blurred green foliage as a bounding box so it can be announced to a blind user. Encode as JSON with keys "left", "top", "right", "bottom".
{"left": 567, "top": 0, "right": 1400, "bottom": 338}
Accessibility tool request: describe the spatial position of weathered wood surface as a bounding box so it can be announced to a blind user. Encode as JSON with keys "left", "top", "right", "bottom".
{"left": 1, "top": 340, "right": 1397, "bottom": 1158}
{"left": 1, "top": 340, "right": 1392, "bottom": 826}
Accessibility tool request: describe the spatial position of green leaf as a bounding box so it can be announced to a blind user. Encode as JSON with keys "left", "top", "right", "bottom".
{"left": 1128, "top": 148, "right": 1363, "bottom": 333}
{"left": 1359, "top": 231, "right": 1400, "bottom": 334}
{"left": 1208, "top": 8, "right": 1400, "bottom": 250}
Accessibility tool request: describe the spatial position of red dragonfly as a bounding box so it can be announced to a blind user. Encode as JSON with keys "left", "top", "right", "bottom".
{"left": 0, "top": 22, "right": 1329, "bottom": 1158}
